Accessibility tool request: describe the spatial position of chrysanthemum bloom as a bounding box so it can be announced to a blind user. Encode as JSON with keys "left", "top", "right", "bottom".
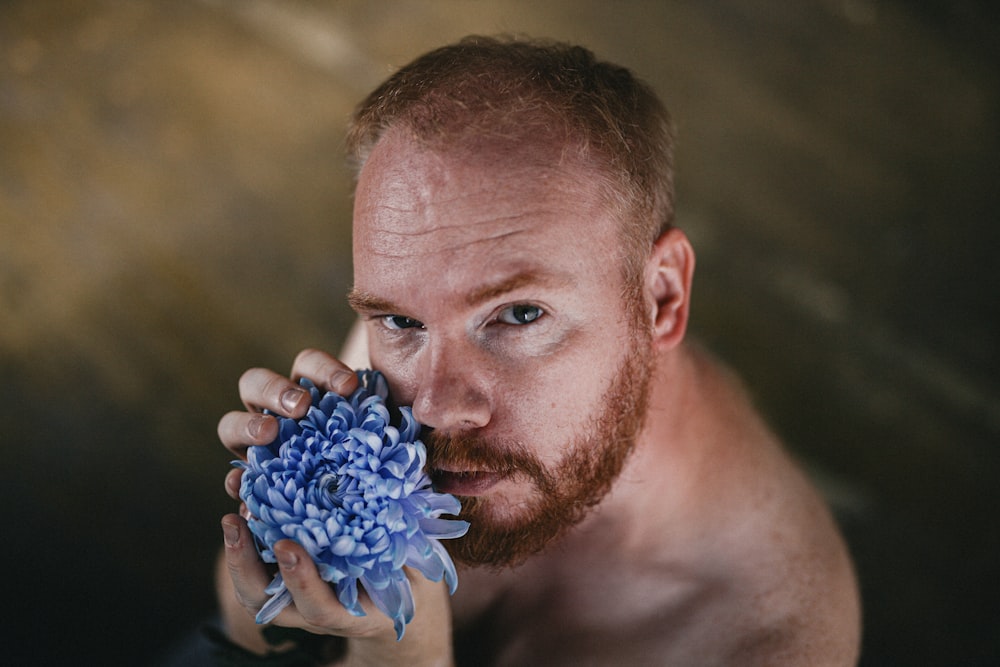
{"left": 236, "top": 370, "right": 469, "bottom": 640}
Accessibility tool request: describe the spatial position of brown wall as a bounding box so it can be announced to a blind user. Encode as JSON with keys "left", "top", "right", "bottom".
{"left": 1, "top": 1, "right": 997, "bottom": 664}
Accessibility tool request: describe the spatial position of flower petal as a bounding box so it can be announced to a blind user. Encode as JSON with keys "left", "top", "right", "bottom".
{"left": 363, "top": 573, "right": 412, "bottom": 640}
{"left": 419, "top": 517, "right": 471, "bottom": 539}
{"left": 255, "top": 579, "right": 292, "bottom": 625}
{"left": 235, "top": 369, "right": 467, "bottom": 640}
{"left": 335, "top": 578, "right": 366, "bottom": 617}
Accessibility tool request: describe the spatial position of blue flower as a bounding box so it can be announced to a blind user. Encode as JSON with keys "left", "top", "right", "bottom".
{"left": 235, "top": 370, "right": 469, "bottom": 640}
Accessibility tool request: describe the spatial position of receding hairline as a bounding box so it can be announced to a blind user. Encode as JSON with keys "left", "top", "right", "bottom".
{"left": 346, "top": 35, "right": 678, "bottom": 289}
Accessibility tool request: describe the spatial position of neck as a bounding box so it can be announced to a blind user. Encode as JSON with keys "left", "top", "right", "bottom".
{"left": 577, "top": 344, "right": 715, "bottom": 543}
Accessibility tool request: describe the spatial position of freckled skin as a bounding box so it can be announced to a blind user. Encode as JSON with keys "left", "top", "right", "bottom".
{"left": 217, "top": 125, "right": 860, "bottom": 665}
{"left": 352, "top": 132, "right": 632, "bottom": 485}
{"left": 347, "top": 128, "right": 861, "bottom": 665}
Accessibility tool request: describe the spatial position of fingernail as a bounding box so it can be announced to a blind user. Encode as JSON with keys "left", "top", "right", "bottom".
{"left": 222, "top": 520, "right": 239, "bottom": 547}
{"left": 330, "top": 370, "right": 353, "bottom": 393}
{"left": 277, "top": 549, "right": 298, "bottom": 569}
{"left": 226, "top": 472, "right": 241, "bottom": 497}
{"left": 280, "top": 387, "right": 305, "bottom": 413}
{"left": 248, "top": 414, "right": 267, "bottom": 438}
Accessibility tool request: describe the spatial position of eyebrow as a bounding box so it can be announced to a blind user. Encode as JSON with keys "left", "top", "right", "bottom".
{"left": 347, "top": 290, "right": 398, "bottom": 314}
{"left": 463, "top": 271, "right": 561, "bottom": 307}
{"left": 348, "top": 270, "right": 569, "bottom": 314}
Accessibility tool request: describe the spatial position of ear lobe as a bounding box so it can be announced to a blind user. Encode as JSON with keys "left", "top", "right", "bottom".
{"left": 645, "top": 228, "right": 695, "bottom": 351}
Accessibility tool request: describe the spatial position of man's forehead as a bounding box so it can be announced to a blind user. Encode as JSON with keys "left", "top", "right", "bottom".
{"left": 359, "top": 148, "right": 555, "bottom": 207}
{"left": 355, "top": 125, "right": 606, "bottom": 204}
{"left": 354, "top": 142, "right": 609, "bottom": 256}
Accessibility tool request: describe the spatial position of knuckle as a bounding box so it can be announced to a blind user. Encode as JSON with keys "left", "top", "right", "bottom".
{"left": 237, "top": 367, "right": 265, "bottom": 392}
{"left": 218, "top": 413, "right": 255, "bottom": 454}
{"left": 232, "top": 589, "right": 258, "bottom": 614}
{"left": 292, "top": 348, "right": 344, "bottom": 381}
{"left": 352, "top": 620, "right": 384, "bottom": 639}
{"left": 217, "top": 411, "right": 240, "bottom": 438}
{"left": 260, "top": 372, "right": 290, "bottom": 398}
{"left": 301, "top": 607, "right": 336, "bottom": 628}
{"left": 292, "top": 348, "right": 322, "bottom": 372}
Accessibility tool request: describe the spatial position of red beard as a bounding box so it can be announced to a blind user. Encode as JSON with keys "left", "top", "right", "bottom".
{"left": 425, "top": 329, "right": 653, "bottom": 569}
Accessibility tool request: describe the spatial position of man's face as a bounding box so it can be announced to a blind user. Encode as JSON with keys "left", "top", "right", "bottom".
{"left": 350, "top": 129, "right": 653, "bottom": 567}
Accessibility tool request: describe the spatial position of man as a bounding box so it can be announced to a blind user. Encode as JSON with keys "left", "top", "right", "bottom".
{"left": 215, "top": 36, "right": 860, "bottom": 665}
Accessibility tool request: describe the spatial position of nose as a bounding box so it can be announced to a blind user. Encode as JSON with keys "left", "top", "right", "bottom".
{"left": 411, "top": 337, "right": 492, "bottom": 432}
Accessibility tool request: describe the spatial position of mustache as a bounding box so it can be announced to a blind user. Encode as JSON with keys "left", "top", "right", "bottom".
{"left": 423, "top": 432, "right": 547, "bottom": 481}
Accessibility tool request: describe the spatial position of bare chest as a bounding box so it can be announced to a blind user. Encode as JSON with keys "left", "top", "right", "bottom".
{"left": 450, "top": 553, "right": 718, "bottom": 666}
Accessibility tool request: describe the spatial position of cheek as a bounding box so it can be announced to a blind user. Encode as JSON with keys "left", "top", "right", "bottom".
{"left": 493, "top": 339, "right": 619, "bottom": 444}
{"left": 365, "top": 332, "right": 421, "bottom": 406}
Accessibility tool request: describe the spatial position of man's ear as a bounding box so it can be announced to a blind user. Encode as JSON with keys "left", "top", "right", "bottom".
{"left": 644, "top": 227, "right": 695, "bottom": 351}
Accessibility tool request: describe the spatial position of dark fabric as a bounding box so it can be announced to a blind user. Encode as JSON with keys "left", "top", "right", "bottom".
{"left": 156, "top": 621, "right": 218, "bottom": 667}
{"left": 156, "top": 619, "right": 344, "bottom": 667}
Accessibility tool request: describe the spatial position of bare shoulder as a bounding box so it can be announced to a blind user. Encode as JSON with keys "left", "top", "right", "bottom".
{"left": 592, "top": 344, "right": 862, "bottom": 664}
{"left": 676, "top": 345, "right": 862, "bottom": 664}
{"left": 711, "top": 486, "right": 862, "bottom": 666}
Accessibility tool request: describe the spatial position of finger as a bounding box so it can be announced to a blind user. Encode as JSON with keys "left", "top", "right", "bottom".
{"left": 291, "top": 349, "right": 359, "bottom": 396}
{"left": 271, "top": 540, "right": 384, "bottom": 636}
{"left": 225, "top": 467, "right": 244, "bottom": 500}
{"left": 238, "top": 367, "right": 311, "bottom": 417}
{"left": 218, "top": 411, "right": 278, "bottom": 457}
{"left": 221, "top": 514, "right": 273, "bottom": 616}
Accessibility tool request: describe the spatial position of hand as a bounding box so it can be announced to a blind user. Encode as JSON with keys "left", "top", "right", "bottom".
{"left": 220, "top": 515, "right": 454, "bottom": 664}
{"left": 215, "top": 349, "right": 454, "bottom": 665}
{"left": 218, "top": 348, "right": 360, "bottom": 476}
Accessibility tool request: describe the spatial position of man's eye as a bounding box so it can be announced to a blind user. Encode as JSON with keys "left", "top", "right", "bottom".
{"left": 498, "top": 304, "right": 544, "bottom": 325}
{"left": 381, "top": 315, "right": 424, "bottom": 330}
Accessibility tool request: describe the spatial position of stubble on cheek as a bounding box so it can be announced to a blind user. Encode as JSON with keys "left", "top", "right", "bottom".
{"left": 430, "top": 326, "right": 654, "bottom": 569}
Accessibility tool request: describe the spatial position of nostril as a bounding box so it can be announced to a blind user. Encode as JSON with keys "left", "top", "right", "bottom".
{"left": 411, "top": 342, "right": 492, "bottom": 430}
{"left": 412, "top": 381, "right": 491, "bottom": 432}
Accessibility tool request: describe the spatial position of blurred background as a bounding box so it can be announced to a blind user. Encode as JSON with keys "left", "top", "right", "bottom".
{"left": 1, "top": 1, "right": 997, "bottom": 664}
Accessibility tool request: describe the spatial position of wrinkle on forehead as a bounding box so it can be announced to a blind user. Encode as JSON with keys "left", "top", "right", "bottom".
{"left": 357, "top": 181, "right": 568, "bottom": 260}
{"left": 364, "top": 225, "right": 529, "bottom": 260}
{"left": 365, "top": 208, "right": 534, "bottom": 238}
{"left": 354, "top": 126, "right": 612, "bottom": 263}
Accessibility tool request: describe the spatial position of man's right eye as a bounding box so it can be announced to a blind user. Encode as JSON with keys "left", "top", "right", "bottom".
{"left": 381, "top": 315, "right": 424, "bottom": 330}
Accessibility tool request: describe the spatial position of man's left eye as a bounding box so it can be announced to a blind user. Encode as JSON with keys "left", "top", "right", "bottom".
{"left": 497, "top": 304, "right": 544, "bottom": 325}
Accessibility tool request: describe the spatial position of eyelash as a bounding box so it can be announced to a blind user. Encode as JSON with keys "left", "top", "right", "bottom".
{"left": 374, "top": 304, "right": 545, "bottom": 333}
{"left": 380, "top": 315, "right": 424, "bottom": 331}
{"left": 496, "top": 304, "right": 544, "bottom": 325}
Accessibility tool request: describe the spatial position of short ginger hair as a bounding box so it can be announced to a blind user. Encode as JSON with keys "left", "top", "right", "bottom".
{"left": 347, "top": 35, "right": 676, "bottom": 281}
